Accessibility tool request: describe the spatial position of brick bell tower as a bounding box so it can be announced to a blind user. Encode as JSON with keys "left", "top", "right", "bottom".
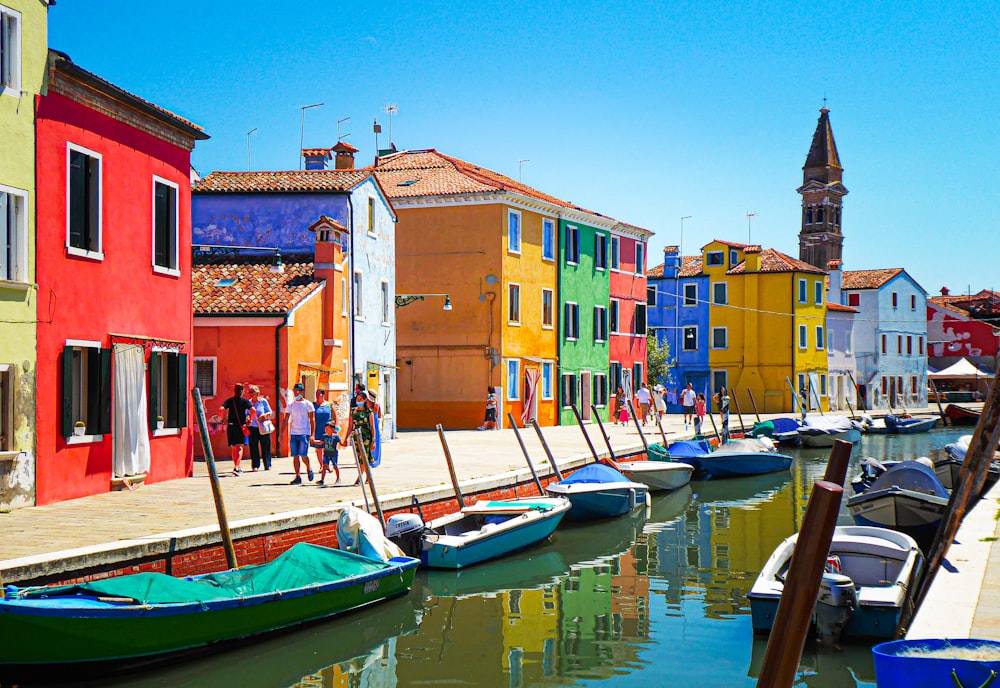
{"left": 798, "top": 107, "right": 849, "bottom": 270}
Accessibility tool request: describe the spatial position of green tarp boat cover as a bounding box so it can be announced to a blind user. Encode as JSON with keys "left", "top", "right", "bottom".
{"left": 751, "top": 421, "right": 775, "bottom": 438}
{"left": 648, "top": 443, "right": 671, "bottom": 461}
{"left": 19, "top": 543, "right": 389, "bottom": 605}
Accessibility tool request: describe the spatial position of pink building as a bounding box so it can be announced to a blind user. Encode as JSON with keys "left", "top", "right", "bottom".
{"left": 609, "top": 222, "right": 653, "bottom": 405}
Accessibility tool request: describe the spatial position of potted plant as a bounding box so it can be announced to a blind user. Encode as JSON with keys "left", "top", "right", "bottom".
{"left": 73, "top": 420, "right": 86, "bottom": 437}
{"left": 156, "top": 416, "right": 165, "bottom": 431}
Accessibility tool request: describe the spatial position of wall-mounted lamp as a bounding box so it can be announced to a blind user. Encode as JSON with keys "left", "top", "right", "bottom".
{"left": 395, "top": 293, "right": 453, "bottom": 311}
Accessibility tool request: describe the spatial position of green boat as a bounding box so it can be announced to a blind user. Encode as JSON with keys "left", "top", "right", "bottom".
{"left": 0, "top": 542, "right": 419, "bottom": 679}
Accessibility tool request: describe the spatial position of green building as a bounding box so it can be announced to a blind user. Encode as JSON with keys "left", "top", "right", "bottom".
{"left": 557, "top": 216, "right": 612, "bottom": 425}
{"left": 0, "top": 0, "right": 49, "bottom": 507}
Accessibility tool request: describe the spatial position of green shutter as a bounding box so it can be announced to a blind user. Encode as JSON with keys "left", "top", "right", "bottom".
{"left": 148, "top": 352, "right": 160, "bottom": 428}
{"left": 61, "top": 345, "right": 74, "bottom": 438}
{"left": 175, "top": 353, "right": 188, "bottom": 428}
{"left": 98, "top": 347, "right": 112, "bottom": 435}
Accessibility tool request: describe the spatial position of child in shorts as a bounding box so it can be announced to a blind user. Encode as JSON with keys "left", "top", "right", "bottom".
{"left": 313, "top": 422, "right": 341, "bottom": 486}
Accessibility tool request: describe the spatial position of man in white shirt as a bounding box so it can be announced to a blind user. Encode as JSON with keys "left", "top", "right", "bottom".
{"left": 680, "top": 383, "right": 697, "bottom": 429}
{"left": 635, "top": 382, "right": 652, "bottom": 426}
{"left": 284, "top": 382, "right": 316, "bottom": 484}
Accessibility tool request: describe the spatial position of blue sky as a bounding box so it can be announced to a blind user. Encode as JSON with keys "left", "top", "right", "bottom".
{"left": 50, "top": 1, "right": 998, "bottom": 294}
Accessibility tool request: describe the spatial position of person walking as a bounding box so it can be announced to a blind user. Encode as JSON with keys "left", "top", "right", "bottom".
{"left": 653, "top": 384, "right": 667, "bottom": 419}
{"left": 312, "top": 389, "right": 333, "bottom": 473}
{"left": 247, "top": 385, "right": 274, "bottom": 471}
{"left": 713, "top": 387, "right": 731, "bottom": 443}
{"left": 314, "top": 421, "right": 342, "bottom": 486}
{"left": 342, "top": 388, "right": 377, "bottom": 486}
{"left": 283, "top": 382, "right": 315, "bottom": 484}
{"left": 694, "top": 393, "right": 707, "bottom": 436}
{"left": 479, "top": 386, "right": 498, "bottom": 430}
{"left": 635, "top": 382, "right": 652, "bottom": 426}
{"left": 616, "top": 387, "right": 628, "bottom": 426}
{"left": 219, "top": 383, "right": 252, "bottom": 476}
{"left": 680, "top": 383, "right": 697, "bottom": 429}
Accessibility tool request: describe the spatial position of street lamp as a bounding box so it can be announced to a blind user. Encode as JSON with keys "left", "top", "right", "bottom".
{"left": 299, "top": 103, "right": 324, "bottom": 169}
{"left": 680, "top": 216, "right": 691, "bottom": 255}
{"left": 245, "top": 128, "right": 257, "bottom": 171}
{"left": 395, "top": 293, "right": 452, "bottom": 310}
{"left": 746, "top": 211, "right": 757, "bottom": 243}
{"left": 518, "top": 159, "right": 531, "bottom": 183}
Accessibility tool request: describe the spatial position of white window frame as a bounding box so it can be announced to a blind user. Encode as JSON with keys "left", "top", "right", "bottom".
{"left": 610, "top": 236, "right": 620, "bottom": 270}
{"left": 820, "top": 374, "right": 828, "bottom": 397}
{"left": 635, "top": 243, "right": 645, "bottom": 274}
{"left": 541, "top": 288, "right": 554, "bottom": 329}
{"left": 594, "top": 305, "right": 607, "bottom": 343}
{"left": 712, "top": 370, "right": 728, "bottom": 395}
{"left": 706, "top": 251, "right": 724, "bottom": 267}
{"left": 541, "top": 362, "right": 554, "bottom": 400}
{"left": 507, "top": 209, "right": 522, "bottom": 254}
{"left": 353, "top": 269, "right": 364, "bottom": 320}
{"left": 683, "top": 282, "right": 697, "bottom": 307}
{"left": 507, "top": 282, "right": 521, "bottom": 324}
{"left": 541, "top": 218, "right": 555, "bottom": 261}
{"left": 799, "top": 324, "right": 808, "bottom": 349}
{"left": 634, "top": 303, "right": 647, "bottom": 336}
{"left": 0, "top": 5, "right": 21, "bottom": 97}
{"left": 367, "top": 197, "right": 377, "bottom": 239}
{"left": 729, "top": 249, "right": 738, "bottom": 267}
{"left": 682, "top": 325, "right": 698, "bottom": 351}
{"left": 151, "top": 175, "right": 180, "bottom": 276}
{"left": 712, "top": 282, "right": 727, "bottom": 306}
{"left": 711, "top": 326, "right": 728, "bottom": 350}
{"left": 647, "top": 285, "right": 657, "bottom": 307}
{"left": 0, "top": 183, "right": 28, "bottom": 284}
{"left": 565, "top": 225, "right": 580, "bottom": 265}
{"left": 193, "top": 356, "right": 217, "bottom": 399}
{"left": 561, "top": 373, "right": 577, "bottom": 409}
{"left": 798, "top": 279, "right": 807, "bottom": 304}
{"left": 381, "top": 279, "right": 391, "bottom": 326}
{"left": 595, "top": 233, "right": 608, "bottom": 271}
{"left": 564, "top": 302, "right": 579, "bottom": 340}
{"left": 609, "top": 298, "right": 619, "bottom": 334}
{"left": 593, "top": 373, "right": 608, "bottom": 408}
{"left": 609, "top": 361, "right": 621, "bottom": 392}
{"left": 66, "top": 142, "right": 104, "bottom": 261}
{"left": 506, "top": 359, "right": 520, "bottom": 401}
{"left": 632, "top": 361, "right": 643, "bottom": 387}
{"left": 65, "top": 339, "right": 103, "bottom": 444}
{"left": 814, "top": 280, "right": 823, "bottom": 306}
{"left": 816, "top": 325, "right": 825, "bottom": 350}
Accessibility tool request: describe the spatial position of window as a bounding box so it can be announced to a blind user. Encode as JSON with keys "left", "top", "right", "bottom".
{"left": 506, "top": 360, "right": 520, "bottom": 401}
{"left": 906, "top": 336, "right": 912, "bottom": 355}
{"left": 881, "top": 376, "right": 888, "bottom": 395}
{"left": 846, "top": 330, "right": 852, "bottom": 354}
{"left": 712, "top": 282, "right": 727, "bottom": 305}
{"left": 61, "top": 342, "right": 111, "bottom": 438}
{"left": 647, "top": 286, "right": 657, "bottom": 306}
{"left": 381, "top": 281, "right": 390, "bottom": 324}
{"left": 911, "top": 376, "right": 918, "bottom": 395}
{"left": 635, "top": 243, "right": 645, "bottom": 274}
{"left": 610, "top": 236, "right": 620, "bottom": 270}
{"left": 193, "top": 357, "right": 216, "bottom": 398}
{"left": 508, "top": 283, "right": 520, "bottom": 323}
{"left": 881, "top": 334, "right": 887, "bottom": 354}
{"left": 565, "top": 225, "right": 580, "bottom": 264}
{"left": 820, "top": 374, "right": 827, "bottom": 396}
{"left": 910, "top": 294, "right": 917, "bottom": 311}
{"left": 0, "top": 6, "right": 20, "bottom": 95}
{"left": 67, "top": 144, "right": 102, "bottom": 257}
{"left": 798, "top": 373, "right": 807, "bottom": 398}
{"left": 729, "top": 249, "right": 738, "bottom": 267}
{"left": 814, "top": 281, "right": 823, "bottom": 305}
{"left": 706, "top": 251, "right": 724, "bottom": 266}
{"left": 595, "top": 234, "right": 608, "bottom": 270}
{"left": 634, "top": 303, "right": 647, "bottom": 335}
{"left": 683, "top": 283, "right": 697, "bottom": 306}
{"left": 633, "top": 362, "right": 643, "bottom": 387}
{"left": 806, "top": 208, "right": 814, "bottom": 224}
{"left": 594, "top": 373, "right": 608, "bottom": 408}
{"left": 848, "top": 293, "right": 860, "bottom": 307}
{"left": 799, "top": 324, "right": 807, "bottom": 349}
{"left": 918, "top": 336, "right": 924, "bottom": 355}
{"left": 609, "top": 362, "right": 622, "bottom": 392}
{"left": 798, "top": 279, "right": 807, "bottom": 304}
{"left": 507, "top": 210, "right": 521, "bottom": 253}
{"left": 0, "top": 185, "right": 26, "bottom": 282}
{"left": 891, "top": 292, "right": 898, "bottom": 308}
{"left": 609, "top": 299, "right": 619, "bottom": 333}
{"left": 353, "top": 270, "right": 363, "bottom": 318}
{"left": 897, "top": 335, "right": 903, "bottom": 354}
{"left": 542, "top": 288, "right": 554, "bottom": 328}
{"left": 341, "top": 277, "right": 348, "bottom": 316}
{"left": 594, "top": 306, "right": 608, "bottom": 342}
{"left": 367, "top": 197, "right": 376, "bottom": 236}
{"left": 683, "top": 326, "right": 698, "bottom": 351}
{"left": 561, "top": 373, "right": 577, "bottom": 408}
{"left": 712, "top": 370, "right": 727, "bottom": 394}
{"left": 817, "top": 208, "right": 825, "bottom": 223}
{"left": 711, "top": 327, "right": 727, "bottom": 349}
{"left": 152, "top": 177, "right": 178, "bottom": 273}
{"left": 541, "top": 362, "right": 553, "bottom": 400}
{"left": 542, "top": 218, "right": 555, "bottom": 260}
{"left": 816, "top": 325, "right": 825, "bottom": 350}
{"left": 149, "top": 351, "right": 188, "bottom": 431}
{"left": 564, "top": 302, "right": 579, "bottom": 339}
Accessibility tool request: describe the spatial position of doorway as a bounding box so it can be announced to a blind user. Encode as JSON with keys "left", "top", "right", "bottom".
{"left": 581, "top": 372, "right": 592, "bottom": 420}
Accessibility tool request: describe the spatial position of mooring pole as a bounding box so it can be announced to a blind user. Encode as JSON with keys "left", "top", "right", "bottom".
{"left": 653, "top": 408, "right": 670, "bottom": 447}
{"left": 349, "top": 431, "right": 371, "bottom": 513}
{"left": 627, "top": 399, "right": 650, "bottom": 454}
{"left": 353, "top": 430, "right": 384, "bottom": 524}
{"left": 571, "top": 404, "right": 601, "bottom": 462}
{"left": 824, "top": 439, "right": 853, "bottom": 487}
{"left": 844, "top": 396, "right": 858, "bottom": 421}
{"left": 530, "top": 419, "right": 565, "bottom": 480}
{"left": 591, "top": 405, "right": 617, "bottom": 460}
{"left": 847, "top": 370, "right": 865, "bottom": 412}
{"left": 192, "top": 388, "right": 238, "bottom": 570}
{"left": 747, "top": 387, "right": 762, "bottom": 423}
{"left": 732, "top": 393, "right": 747, "bottom": 435}
{"left": 929, "top": 378, "right": 948, "bottom": 425}
{"left": 436, "top": 424, "right": 465, "bottom": 509}
{"left": 509, "top": 413, "right": 546, "bottom": 495}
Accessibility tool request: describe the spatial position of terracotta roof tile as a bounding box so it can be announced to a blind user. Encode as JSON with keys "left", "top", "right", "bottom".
{"left": 727, "top": 248, "right": 826, "bottom": 275}
{"left": 647, "top": 256, "right": 703, "bottom": 279}
{"left": 707, "top": 239, "right": 748, "bottom": 249}
{"left": 647, "top": 263, "right": 664, "bottom": 279}
{"left": 193, "top": 170, "right": 373, "bottom": 194}
{"left": 827, "top": 302, "right": 858, "bottom": 313}
{"left": 841, "top": 268, "right": 904, "bottom": 290}
{"left": 193, "top": 259, "right": 322, "bottom": 315}
{"left": 332, "top": 141, "right": 359, "bottom": 153}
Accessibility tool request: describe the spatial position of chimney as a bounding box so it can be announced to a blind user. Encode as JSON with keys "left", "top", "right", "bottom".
{"left": 744, "top": 245, "right": 761, "bottom": 273}
{"left": 302, "top": 148, "right": 332, "bottom": 170}
{"left": 827, "top": 259, "right": 843, "bottom": 303}
{"left": 332, "top": 141, "right": 359, "bottom": 170}
{"left": 663, "top": 246, "right": 679, "bottom": 279}
{"left": 941, "top": 286, "right": 950, "bottom": 296}
{"left": 309, "top": 216, "right": 349, "bottom": 343}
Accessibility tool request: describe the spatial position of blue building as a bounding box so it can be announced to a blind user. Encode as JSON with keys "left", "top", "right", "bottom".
{"left": 647, "top": 246, "right": 710, "bottom": 412}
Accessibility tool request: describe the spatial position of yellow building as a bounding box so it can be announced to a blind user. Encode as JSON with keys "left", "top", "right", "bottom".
{"left": 703, "top": 241, "right": 829, "bottom": 413}
{"left": 0, "top": 0, "right": 49, "bottom": 507}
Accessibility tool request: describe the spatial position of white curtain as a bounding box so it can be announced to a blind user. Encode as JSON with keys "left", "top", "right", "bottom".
{"left": 113, "top": 344, "right": 151, "bottom": 477}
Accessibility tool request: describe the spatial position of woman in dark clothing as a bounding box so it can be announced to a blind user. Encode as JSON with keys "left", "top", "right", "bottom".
{"left": 220, "top": 383, "right": 252, "bottom": 476}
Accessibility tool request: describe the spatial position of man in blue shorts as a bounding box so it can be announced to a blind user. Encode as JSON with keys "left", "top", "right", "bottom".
{"left": 314, "top": 421, "right": 341, "bottom": 486}
{"left": 284, "top": 383, "right": 315, "bottom": 484}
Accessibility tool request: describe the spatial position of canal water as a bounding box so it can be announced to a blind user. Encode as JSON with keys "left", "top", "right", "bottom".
{"left": 65, "top": 428, "right": 974, "bottom": 688}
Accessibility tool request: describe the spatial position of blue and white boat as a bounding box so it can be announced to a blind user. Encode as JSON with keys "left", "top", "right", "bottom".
{"left": 751, "top": 417, "right": 803, "bottom": 446}
{"left": 847, "top": 460, "right": 949, "bottom": 546}
{"left": 654, "top": 439, "right": 713, "bottom": 472}
{"left": 692, "top": 438, "right": 793, "bottom": 479}
{"left": 797, "top": 416, "right": 863, "bottom": 447}
{"left": 615, "top": 460, "right": 693, "bottom": 492}
{"left": 545, "top": 464, "right": 649, "bottom": 521}
{"left": 862, "top": 414, "right": 939, "bottom": 435}
{"left": 385, "top": 496, "right": 571, "bottom": 569}
{"left": 749, "top": 526, "right": 923, "bottom": 644}
{"left": 936, "top": 434, "right": 1000, "bottom": 495}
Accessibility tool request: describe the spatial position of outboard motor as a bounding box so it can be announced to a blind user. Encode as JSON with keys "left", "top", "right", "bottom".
{"left": 885, "top": 414, "right": 899, "bottom": 431}
{"left": 385, "top": 513, "right": 426, "bottom": 559}
{"left": 814, "top": 571, "right": 857, "bottom": 646}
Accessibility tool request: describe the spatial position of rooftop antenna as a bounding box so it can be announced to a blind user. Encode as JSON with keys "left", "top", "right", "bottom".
{"left": 337, "top": 116, "right": 350, "bottom": 142}
{"left": 382, "top": 103, "right": 398, "bottom": 150}
{"left": 373, "top": 119, "right": 382, "bottom": 164}
{"left": 245, "top": 127, "right": 257, "bottom": 171}
{"left": 680, "top": 215, "right": 692, "bottom": 256}
{"left": 298, "top": 102, "right": 324, "bottom": 169}
{"left": 746, "top": 211, "right": 757, "bottom": 243}
{"left": 518, "top": 159, "right": 530, "bottom": 183}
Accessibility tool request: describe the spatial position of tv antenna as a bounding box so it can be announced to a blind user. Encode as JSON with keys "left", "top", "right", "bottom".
{"left": 746, "top": 211, "right": 757, "bottom": 243}
{"left": 245, "top": 127, "right": 257, "bottom": 171}
{"left": 337, "top": 116, "right": 350, "bottom": 142}
{"left": 382, "top": 103, "right": 398, "bottom": 148}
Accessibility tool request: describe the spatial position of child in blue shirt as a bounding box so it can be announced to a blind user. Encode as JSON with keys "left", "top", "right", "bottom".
{"left": 313, "top": 422, "right": 341, "bottom": 486}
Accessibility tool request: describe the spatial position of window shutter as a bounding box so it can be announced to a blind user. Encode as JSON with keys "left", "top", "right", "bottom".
{"left": 69, "top": 151, "right": 87, "bottom": 248}
{"left": 148, "top": 352, "right": 160, "bottom": 427}
{"left": 98, "top": 347, "right": 112, "bottom": 435}
{"left": 61, "top": 345, "right": 74, "bottom": 438}
{"left": 174, "top": 353, "right": 188, "bottom": 428}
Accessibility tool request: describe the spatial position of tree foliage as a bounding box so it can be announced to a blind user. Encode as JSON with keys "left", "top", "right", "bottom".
{"left": 647, "top": 333, "right": 675, "bottom": 386}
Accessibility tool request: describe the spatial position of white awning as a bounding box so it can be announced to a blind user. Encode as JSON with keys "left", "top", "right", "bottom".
{"left": 928, "top": 357, "right": 992, "bottom": 379}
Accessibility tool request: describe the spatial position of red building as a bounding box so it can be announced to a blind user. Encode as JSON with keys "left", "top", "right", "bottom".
{"left": 609, "top": 223, "right": 652, "bottom": 405}
{"left": 34, "top": 51, "right": 207, "bottom": 504}
{"left": 928, "top": 290, "right": 1000, "bottom": 374}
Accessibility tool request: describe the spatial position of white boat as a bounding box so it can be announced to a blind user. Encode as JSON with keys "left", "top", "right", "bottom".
{"left": 748, "top": 525, "right": 923, "bottom": 644}
{"left": 797, "top": 416, "right": 863, "bottom": 448}
{"left": 545, "top": 464, "right": 649, "bottom": 520}
{"left": 937, "top": 434, "right": 1000, "bottom": 495}
{"left": 862, "top": 415, "right": 939, "bottom": 435}
{"left": 615, "top": 460, "right": 693, "bottom": 492}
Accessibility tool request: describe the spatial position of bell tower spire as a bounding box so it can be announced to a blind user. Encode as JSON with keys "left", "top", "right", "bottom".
{"left": 797, "top": 107, "right": 848, "bottom": 269}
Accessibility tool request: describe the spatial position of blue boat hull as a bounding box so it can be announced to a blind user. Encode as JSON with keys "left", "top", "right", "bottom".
{"left": 697, "top": 453, "right": 793, "bottom": 479}
{"left": 750, "top": 598, "right": 902, "bottom": 640}
{"left": 421, "top": 509, "right": 568, "bottom": 569}
{"left": 561, "top": 488, "right": 646, "bottom": 521}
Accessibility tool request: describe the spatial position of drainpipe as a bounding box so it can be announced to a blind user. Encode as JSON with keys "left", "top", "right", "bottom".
{"left": 347, "top": 195, "right": 356, "bottom": 392}
{"left": 275, "top": 314, "right": 288, "bottom": 455}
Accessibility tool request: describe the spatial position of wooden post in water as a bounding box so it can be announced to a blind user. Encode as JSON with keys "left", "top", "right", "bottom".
{"left": 349, "top": 431, "right": 371, "bottom": 513}
{"left": 591, "top": 406, "right": 617, "bottom": 460}
{"left": 436, "top": 424, "right": 465, "bottom": 509}
{"left": 844, "top": 397, "right": 858, "bottom": 421}
{"left": 707, "top": 405, "right": 721, "bottom": 442}
{"left": 353, "top": 430, "right": 384, "bottom": 524}
{"left": 823, "top": 440, "right": 853, "bottom": 487}
{"left": 756, "top": 478, "right": 844, "bottom": 688}
{"left": 530, "top": 419, "right": 564, "bottom": 481}
{"left": 571, "top": 404, "right": 601, "bottom": 462}
{"left": 192, "top": 388, "right": 238, "bottom": 570}
{"left": 652, "top": 408, "right": 670, "bottom": 447}
{"left": 747, "top": 387, "right": 762, "bottom": 423}
{"left": 847, "top": 370, "right": 865, "bottom": 412}
{"left": 732, "top": 394, "right": 747, "bottom": 436}
{"left": 627, "top": 399, "right": 651, "bottom": 454}
{"left": 929, "top": 378, "right": 948, "bottom": 425}
{"left": 509, "top": 413, "right": 545, "bottom": 495}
